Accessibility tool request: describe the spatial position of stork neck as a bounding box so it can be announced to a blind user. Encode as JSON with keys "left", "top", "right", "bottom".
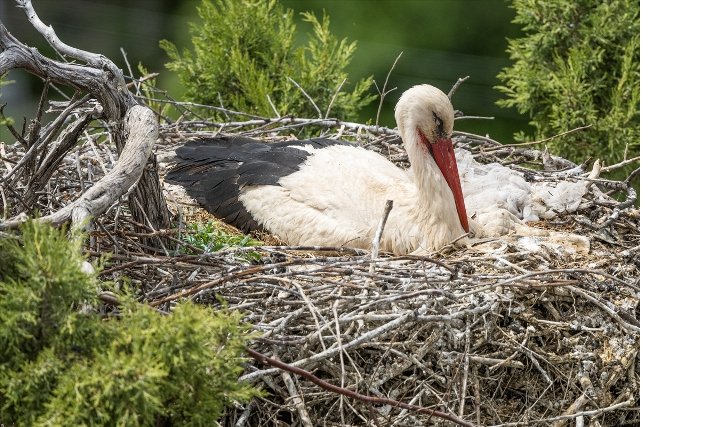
{"left": 403, "top": 127, "right": 460, "bottom": 221}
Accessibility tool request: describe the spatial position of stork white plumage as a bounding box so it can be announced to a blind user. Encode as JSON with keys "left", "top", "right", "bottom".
{"left": 166, "top": 85, "right": 469, "bottom": 254}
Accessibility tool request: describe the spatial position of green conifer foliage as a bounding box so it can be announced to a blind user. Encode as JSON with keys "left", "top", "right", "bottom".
{"left": 0, "top": 222, "right": 258, "bottom": 425}
{"left": 496, "top": 0, "right": 639, "bottom": 174}
{"left": 160, "top": 0, "right": 375, "bottom": 121}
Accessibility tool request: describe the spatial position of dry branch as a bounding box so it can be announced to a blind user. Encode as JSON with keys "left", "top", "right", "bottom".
{"left": 0, "top": 0, "right": 170, "bottom": 239}
{"left": 0, "top": 105, "right": 157, "bottom": 232}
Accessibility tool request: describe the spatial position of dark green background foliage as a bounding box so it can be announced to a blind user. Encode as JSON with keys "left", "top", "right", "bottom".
{"left": 0, "top": 74, "right": 12, "bottom": 127}
{"left": 160, "top": 0, "right": 375, "bottom": 121}
{"left": 2, "top": 0, "right": 640, "bottom": 167}
{"left": 496, "top": 0, "right": 640, "bottom": 173}
{"left": 0, "top": 222, "right": 257, "bottom": 426}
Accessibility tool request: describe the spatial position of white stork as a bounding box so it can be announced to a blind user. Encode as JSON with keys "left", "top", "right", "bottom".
{"left": 166, "top": 84, "right": 469, "bottom": 254}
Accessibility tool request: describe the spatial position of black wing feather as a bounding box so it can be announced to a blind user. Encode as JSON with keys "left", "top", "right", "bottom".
{"left": 165, "top": 135, "right": 348, "bottom": 233}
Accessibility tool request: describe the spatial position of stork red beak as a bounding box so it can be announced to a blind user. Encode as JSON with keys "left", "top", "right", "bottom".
{"left": 430, "top": 137, "right": 470, "bottom": 233}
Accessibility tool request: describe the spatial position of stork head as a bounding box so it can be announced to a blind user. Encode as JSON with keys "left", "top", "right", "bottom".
{"left": 394, "top": 85, "right": 469, "bottom": 233}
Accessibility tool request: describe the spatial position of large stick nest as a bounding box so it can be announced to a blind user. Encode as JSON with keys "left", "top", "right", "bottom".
{"left": 1, "top": 98, "right": 639, "bottom": 426}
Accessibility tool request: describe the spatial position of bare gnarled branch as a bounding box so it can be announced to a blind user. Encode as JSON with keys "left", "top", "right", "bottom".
{"left": 0, "top": 1, "right": 171, "bottom": 238}
{"left": 0, "top": 105, "right": 157, "bottom": 232}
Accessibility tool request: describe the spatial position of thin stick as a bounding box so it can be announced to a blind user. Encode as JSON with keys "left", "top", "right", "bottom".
{"left": 332, "top": 291, "right": 346, "bottom": 425}
{"left": 371, "top": 200, "right": 393, "bottom": 261}
{"left": 595, "top": 156, "right": 640, "bottom": 174}
{"left": 30, "top": 78, "right": 51, "bottom": 146}
{"left": 500, "top": 125, "right": 593, "bottom": 148}
{"left": 455, "top": 115, "right": 495, "bottom": 121}
{"left": 375, "top": 51, "right": 403, "bottom": 126}
{"left": 234, "top": 404, "right": 253, "bottom": 427}
{"left": 367, "top": 199, "right": 393, "bottom": 285}
{"left": 324, "top": 78, "right": 346, "bottom": 120}
{"left": 458, "top": 324, "right": 471, "bottom": 418}
{"left": 287, "top": 77, "right": 322, "bottom": 118}
{"left": 625, "top": 166, "right": 640, "bottom": 184}
{"left": 266, "top": 95, "right": 281, "bottom": 118}
{"left": 0, "top": 186, "right": 7, "bottom": 221}
{"left": 120, "top": 47, "right": 134, "bottom": 79}
{"left": 448, "top": 75, "right": 470, "bottom": 99}
{"left": 281, "top": 371, "right": 314, "bottom": 427}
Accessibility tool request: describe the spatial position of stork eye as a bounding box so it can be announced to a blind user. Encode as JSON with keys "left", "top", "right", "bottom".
{"left": 432, "top": 111, "right": 444, "bottom": 135}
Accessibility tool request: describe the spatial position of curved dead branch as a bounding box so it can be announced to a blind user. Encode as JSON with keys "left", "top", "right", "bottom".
{"left": 0, "top": 18, "right": 130, "bottom": 120}
{"left": 0, "top": 105, "right": 157, "bottom": 232}
{"left": 0, "top": 0, "right": 170, "bottom": 238}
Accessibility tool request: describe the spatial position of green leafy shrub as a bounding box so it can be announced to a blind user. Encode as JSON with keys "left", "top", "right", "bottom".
{"left": 496, "top": 0, "right": 639, "bottom": 176}
{"left": 161, "top": 0, "right": 375, "bottom": 121}
{"left": 183, "top": 220, "right": 261, "bottom": 259}
{"left": 0, "top": 222, "right": 258, "bottom": 425}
